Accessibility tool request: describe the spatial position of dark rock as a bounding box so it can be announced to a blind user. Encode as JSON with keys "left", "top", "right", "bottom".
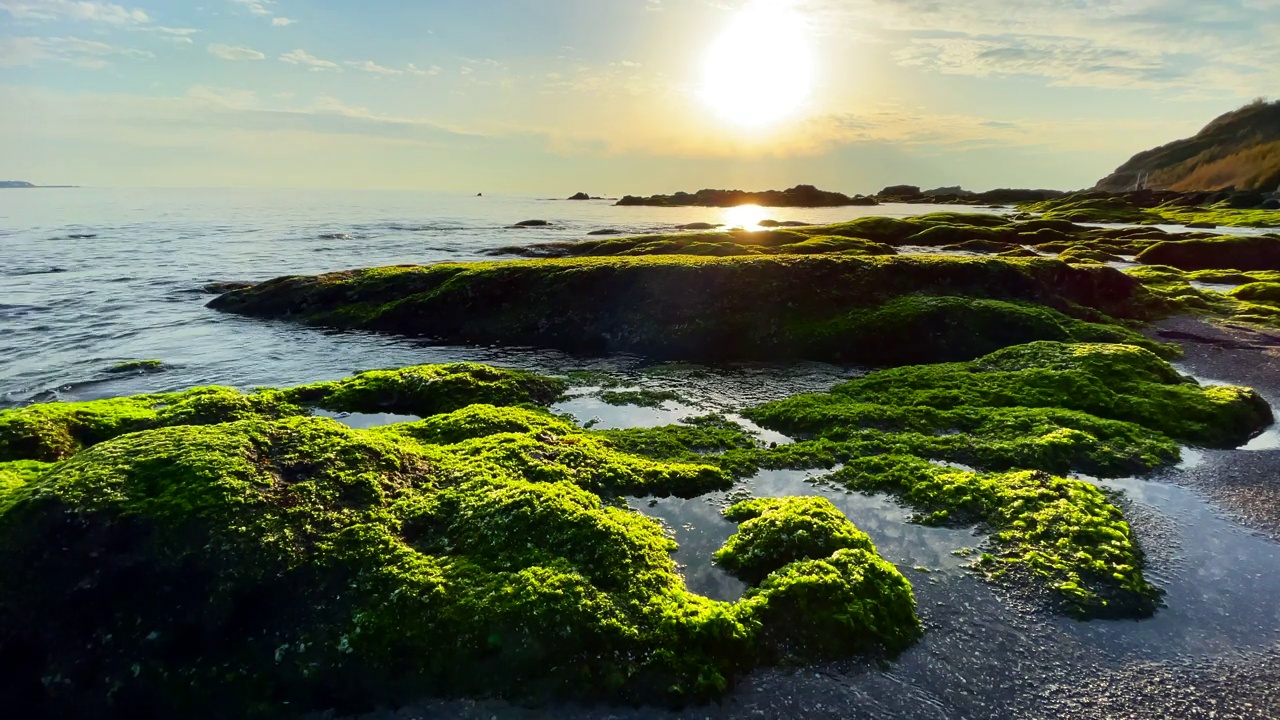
{"left": 201, "top": 281, "right": 254, "bottom": 294}
{"left": 758, "top": 220, "right": 811, "bottom": 228}
{"left": 615, "top": 185, "right": 864, "bottom": 208}
{"left": 587, "top": 229, "right": 624, "bottom": 235}
{"left": 512, "top": 219, "right": 551, "bottom": 227}
{"left": 677, "top": 222, "right": 721, "bottom": 230}
{"left": 1185, "top": 222, "right": 1218, "bottom": 229}
{"left": 567, "top": 192, "right": 593, "bottom": 200}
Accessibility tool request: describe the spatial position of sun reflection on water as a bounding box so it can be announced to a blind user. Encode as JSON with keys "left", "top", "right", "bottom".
{"left": 720, "top": 204, "right": 770, "bottom": 231}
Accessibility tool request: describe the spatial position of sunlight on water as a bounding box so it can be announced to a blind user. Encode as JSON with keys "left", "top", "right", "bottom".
{"left": 720, "top": 204, "right": 769, "bottom": 230}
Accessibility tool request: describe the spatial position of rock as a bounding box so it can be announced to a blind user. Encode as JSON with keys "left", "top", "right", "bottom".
{"left": 676, "top": 222, "right": 721, "bottom": 230}
{"left": 1185, "top": 221, "right": 1218, "bottom": 229}
{"left": 615, "top": 185, "right": 865, "bottom": 208}
{"left": 567, "top": 192, "right": 592, "bottom": 200}
{"left": 1137, "top": 236, "right": 1280, "bottom": 271}
{"left": 757, "top": 220, "right": 811, "bottom": 228}
{"left": 512, "top": 219, "right": 551, "bottom": 227}
{"left": 587, "top": 229, "right": 623, "bottom": 235}
{"left": 201, "top": 281, "right": 254, "bottom": 294}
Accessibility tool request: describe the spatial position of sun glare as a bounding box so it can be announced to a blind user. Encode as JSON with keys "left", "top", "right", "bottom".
{"left": 721, "top": 204, "right": 770, "bottom": 230}
{"left": 700, "top": 1, "right": 815, "bottom": 129}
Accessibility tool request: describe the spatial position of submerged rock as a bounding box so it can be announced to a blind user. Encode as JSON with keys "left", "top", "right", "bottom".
{"left": 104, "top": 359, "right": 167, "bottom": 374}
{"left": 512, "top": 219, "right": 551, "bottom": 227}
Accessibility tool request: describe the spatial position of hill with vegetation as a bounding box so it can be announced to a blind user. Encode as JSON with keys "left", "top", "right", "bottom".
{"left": 1097, "top": 99, "right": 1280, "bottom": 193}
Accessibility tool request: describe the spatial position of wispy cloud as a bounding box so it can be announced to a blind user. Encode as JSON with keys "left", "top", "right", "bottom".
{"left": 0, "top": 34, "right": 151, "bottom": 68}
{"left": 230, "top": 0, "right": 296, "bottom": 27}
{"left": 802, "top": 0, "right": 1280, "bottom": 97}
{"left": 346, "top": 59, "right": 401, "bottom": 75}
{"left": 406, "top": 63, "right": 441, "bottom": 76}
{"left": 208, "top": 43, "right": 264, "bottom": 61}
{"left": 0, "top": 0, "right": 149, "bottom": 24}
{"left": 280, "top": 48, "right": 340, "bottom": 71}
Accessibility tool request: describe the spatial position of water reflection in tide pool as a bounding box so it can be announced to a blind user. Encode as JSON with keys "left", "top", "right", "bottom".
{"left": 628, "top": 468, "right": 978, "bottom": 602}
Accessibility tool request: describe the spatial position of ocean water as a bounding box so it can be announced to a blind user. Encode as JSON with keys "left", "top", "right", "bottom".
{"left": 1, "top": 187, "right": 978, "bottom": 404}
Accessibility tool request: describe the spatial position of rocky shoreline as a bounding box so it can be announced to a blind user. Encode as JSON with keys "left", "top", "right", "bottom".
{"left": 7, "top": 206, "right": 1280, "bottom": 718}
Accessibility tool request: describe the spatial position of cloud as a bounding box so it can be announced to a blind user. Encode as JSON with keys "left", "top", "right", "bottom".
{"left": 143, "top": 26, "right": 199, "bottom": 43}
{"left": 346, "top": 59, "right": 401, "bottom": 75}
{"left": 0, "top": 34, "right": 151, "bottom": 68}
{"left": 0, "top": 0, "right": 149, "bottom": 24}
{"left": 230, "top": 0, "right": 272, "bottom": 16}
{"left": 271, "top": 16, "right": 295, "bottom": 26}
{"left": 207, "top": 43, "right": 265, "bottom": 61}
{"left": 406, "top": 63, "right": 441, "bottom": 76}
{"left": 280, "top": 48, "right": 340, "bottom": 71}
{"left": 800, "top": 0, "right": 1280, "bottom": 97}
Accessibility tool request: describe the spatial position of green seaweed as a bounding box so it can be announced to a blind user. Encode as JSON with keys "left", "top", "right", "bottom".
{"left": 0, "top": 363, "right": 566, "bottom": 463}
{"left": 826, "top": 455, "right": 1161, "bottom": 618}
{"left": 106, "top": 359, "right": 166, "bottom": 374}
{"left": 714, "top": 496, "right": 875, "bottom": 584}
{"left": 209, "top": 254, "right": 1167, "bottom": 364}
{"left": 598, "top": 388, "right": 686, "bottom": 408}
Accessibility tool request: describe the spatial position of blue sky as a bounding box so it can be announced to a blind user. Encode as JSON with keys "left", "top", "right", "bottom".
{"left": 2, "top": 0, "right": 1278, "bottom": 193}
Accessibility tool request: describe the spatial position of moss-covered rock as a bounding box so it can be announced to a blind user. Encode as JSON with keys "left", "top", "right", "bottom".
{"left": 1136, "top": 235, "right": 1280, "bottom": 271}
{"left": 713, "top": 496, "right": 875, "bottom": 584}
{"left": 1059, "top": 247, "right": 1125, "bottom": 264}
{"left": 0, "top": 364, "right": 566, "bottom": 463}
{"left": 1230, "top": 282, "right": 1280, "bottom": 304}
{"left": 737, "top": 548, "right": 921, "bottom": 661}
{"left": 748, "top": 342, "right": 1271, "bottom": 459}
{"left": 827, "top": 456, "right": 1160, "bottom": 618}
{"left": 208, "top": 255, "right": 1164, "bottom": 364}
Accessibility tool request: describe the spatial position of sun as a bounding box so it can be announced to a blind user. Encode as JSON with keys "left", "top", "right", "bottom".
{"left": 700, "top": 1, "right": 815, "bottom": 129}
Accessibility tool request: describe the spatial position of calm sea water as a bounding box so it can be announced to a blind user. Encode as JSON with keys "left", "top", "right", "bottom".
{"left": 0, "top": 187, "right": 981, "bottom": 404}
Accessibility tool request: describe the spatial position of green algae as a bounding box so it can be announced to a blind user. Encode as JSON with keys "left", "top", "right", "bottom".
{"left": 598, "top": 388, "right": 685, "bottom": 408}
{"left": 1126, "top": 265, "right": 1280, "bottom": 330}
{"left": 0, "top": 364, "right": 565, "bottom": 464}
{"left": 714, "top": 496, "right": 875, "bottom": 584}
{"left": 1022, "top": 193, "right": 1280, "bottom": 228}
{"left": 282, "top": 362, "right": 566, "bottom": 415}
{"left": 1059, "top": 247, "right": 1125, "bottom": 264}
{"left": 749, "top": 342, "right": 1270, "bottom": 458}
{"left": 1136, "top": 235, "right": 1280, "bottom": 271}
{"left": 735, "top": 550, "right": 920, "bottom": 661}
{"left": 0, "top": 373, "right": 930, "bottom": 716}
{"left": 106, "top": 358, "right": 166, "bottom": 374}
{"left": 1230, "top": 282, "right": 1280, "bottom": 304}
{"left": 209, "top": 254, "right": 1164, "bottom": 364}
{"left": 825, "top": 456, "right": 1160, "bottom": 618}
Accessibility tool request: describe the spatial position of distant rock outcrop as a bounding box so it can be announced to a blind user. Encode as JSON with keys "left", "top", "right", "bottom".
{"left": 0, "top": 181, "right": 35, "bottom": 188}
{"left": 875, "top": 185, "right": 1064, "bottom": 205}
{"left": 616, "top": 185, "right": 876, "bottom": 208}
{"left": 1096, "top": 99, "right": 1280, "bottom": 193}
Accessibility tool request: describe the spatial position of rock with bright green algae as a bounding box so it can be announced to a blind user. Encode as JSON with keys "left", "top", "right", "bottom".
{"left": 713, "top": 496, "right": 875, "bottom": 584}
{"left": 1136, "top": 235, "right": 1280, "bottom": 271}
{"left": 0, "top": 385, "right": 306, "bottom": 462}
{"left": 597, "top": 388, "right": 685, "bottom": 408}
{"left": 1230, "top": 282, "right": 1280, "bottom": 304}
{"left": 105, "top": 358, "right": 166, "bottom": 374}
{"left": 826, "top": 455, "right": 1161, "bottom": 618}
{"left": 281, "top": 362, "right": 566, "bottom": 415}
{"left": 209, "top": 255, "right": 1165, "bottom": 363}
{"left": 0, "top": 363, "right": 566, "bottom": 464}
{"left": 737, "top": 549, "right": 921, "bottom": 661}
{"left": 712, "top": 496, "right": 921, "bottom": 660}
{"left": 754, "top": 342, "right": 1270, "bottom": 453}
{"left": 1126, "top": 265, "right": 1280, "bottom": 329}
{"left": 1059, "top": 247, "right": 1125, "bottom": 264}
{"left": 0, "top": 412, "right": 757, "bottom": 716}
{"left": 0, "top": 460, "right": 51, "bottom": 510}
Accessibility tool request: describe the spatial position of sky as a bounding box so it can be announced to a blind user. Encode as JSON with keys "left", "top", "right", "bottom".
{"left": 1, "top": 0, "right": 1278, "bottom": 194}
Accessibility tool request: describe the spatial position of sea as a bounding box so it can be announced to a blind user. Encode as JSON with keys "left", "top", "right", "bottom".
{"left": 1, "top": 187, "right": 982, "bottom": 405}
